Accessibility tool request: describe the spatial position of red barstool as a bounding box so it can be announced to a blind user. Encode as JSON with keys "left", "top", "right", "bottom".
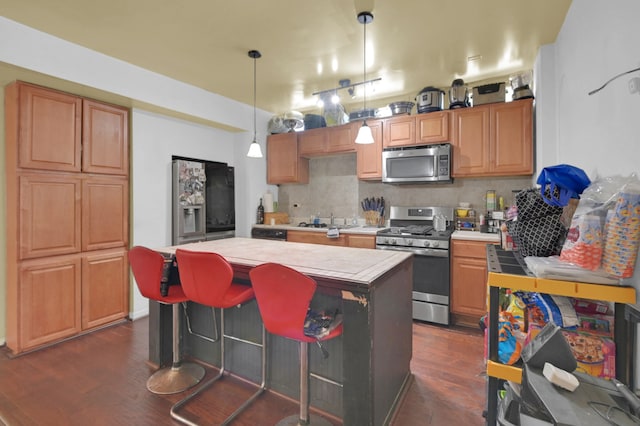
{"left": 249, "top": 262, "right": 343, "bottom": 426}
{"left": 171, "top": 249, "right": 266, "bottom": 425}
{"left": 128, "top": 246, "right": 205, "bottom": 394}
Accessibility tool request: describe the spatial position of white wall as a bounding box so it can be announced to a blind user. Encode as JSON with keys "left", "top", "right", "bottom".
{"left": 537, "top": 0, "right": 640, "bottom": 292}
{"left": 535, "top": 0, "right": 640, "bottom": 386}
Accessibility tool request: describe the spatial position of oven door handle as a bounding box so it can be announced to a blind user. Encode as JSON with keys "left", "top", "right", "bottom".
{"left": 376, "top": 245, "right": 449, "bottom": 258}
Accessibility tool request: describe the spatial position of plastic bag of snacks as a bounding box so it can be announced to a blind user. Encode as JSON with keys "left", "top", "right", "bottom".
{"left": 560, "top": 174, "right": 640, "bottom": 276}
{"left": 602, "top": 185, "right": 640, "bottom": 277}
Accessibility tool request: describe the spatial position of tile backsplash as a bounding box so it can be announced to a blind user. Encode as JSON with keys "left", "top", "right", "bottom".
{"left": 277, "top": 154, "right": 534, "bottom": 222}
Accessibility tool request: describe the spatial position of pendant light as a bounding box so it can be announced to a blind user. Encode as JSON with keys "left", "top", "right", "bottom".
{"left": 355, "top": 11, "right": 374, "bottom": 145}
{"left": 247, "top": 49, "right": 263, "bottom": 158}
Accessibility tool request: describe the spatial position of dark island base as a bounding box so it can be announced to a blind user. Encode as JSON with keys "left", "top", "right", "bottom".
{"left": 148, "top": 256, "right": 413, "bottom": 426}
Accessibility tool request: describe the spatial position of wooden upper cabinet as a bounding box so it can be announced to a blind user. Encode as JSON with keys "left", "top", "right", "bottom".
{"left": 416, "top": 111, "right": 450, "bottom": 144}
{"left": 19, "top": 173, "right": 82, "bottom": 260}
{"left": 82, "top": 176, "right": 129, "bottom": 251}
{"left": 491, "top": 99, "right": 533, "bottom": 175}
{"left": 452, "top": 99, "right": 533, "bottom": 177}
{"left": 14, "top": 82, "right": 82, "bottom": 172}
{"left": 267, "top": 132, "right": 309, "bottom": 184}
{"left": 298, "top": 128, "right": 327, "bottom": 157}
{"left": 383, "top": 115, "right": 415, "bottom": 148}
{"left": 451, "top": 106, "right": 491, "bottom": 176}
{"left": 327, "top": 124, "right": 355, "bottom": 153}
{"left": 299, "top": 124, "right": 356, "bottom": 157}
{"left": 356, "top": 120, "right": 383, "bottom": 180}
{"left": 82, "top": 100, "right": 129, "bottom": 176}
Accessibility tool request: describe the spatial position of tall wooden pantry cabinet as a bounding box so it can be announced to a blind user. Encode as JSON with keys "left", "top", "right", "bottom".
{"left": 5, "top": 81, "right": 130, "bottom": 354}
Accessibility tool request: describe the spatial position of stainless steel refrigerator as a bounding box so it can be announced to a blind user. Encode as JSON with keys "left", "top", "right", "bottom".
{"left": 172, "top": 157, "right": 235, "bottom": 245}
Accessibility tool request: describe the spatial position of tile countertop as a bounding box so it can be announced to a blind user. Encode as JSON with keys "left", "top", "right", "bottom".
{"left": 253, "top": 223, "right": 383, "bottom": 235}
{"left": 159, "top": 237, "right": 412, "bottom": 286}
{"left": 452, "top": 230, "right": 501, "bottom": 243}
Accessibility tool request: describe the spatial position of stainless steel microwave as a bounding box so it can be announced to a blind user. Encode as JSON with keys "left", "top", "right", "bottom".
{"left": 382, "top": 143, "right": 452, "bottom": 183}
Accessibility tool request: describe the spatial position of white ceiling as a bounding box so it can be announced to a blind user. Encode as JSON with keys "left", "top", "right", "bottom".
{"left": 1, "top": 0, "right": 572, "bottom": 116}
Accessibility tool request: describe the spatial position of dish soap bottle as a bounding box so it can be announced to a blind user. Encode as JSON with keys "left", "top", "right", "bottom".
{"left": 257, "top": 198, "right": 264, "bottom": 224}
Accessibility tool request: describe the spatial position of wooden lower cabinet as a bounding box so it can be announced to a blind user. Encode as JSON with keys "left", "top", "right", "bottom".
{"left": 346, "top": 234, "right": 376, "bottom": 249}
{"left": 17, "top": 254, "right": 82, "bottom": 351}
{"left": 450, "top": 239, "right": 495, "bottom": 326}
{"left": 10, "top": 249, "right": 129, "bottom": 353}
{"left": 81, "top": 248, "right": 129, "bottom": 330}
{"left": 287, "top": 230, "right": 376, "bottom": 248}
{"left": 287, "top": 230, "right": 347, "bottom": 246}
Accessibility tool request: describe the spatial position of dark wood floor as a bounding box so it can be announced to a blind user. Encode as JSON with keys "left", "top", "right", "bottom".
{"left": 0, "top": 318, "right": 486, "bottom": 426}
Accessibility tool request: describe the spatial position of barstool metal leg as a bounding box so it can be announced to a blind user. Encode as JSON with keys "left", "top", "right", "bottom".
{"left": 146, "top": 303, "right": 205, "bottom": 395}
{"left": 276, "top": 341, "right": 333, "bottom": 426}
{"left": 171, "top": 307, "right": 268, "bottom": 426}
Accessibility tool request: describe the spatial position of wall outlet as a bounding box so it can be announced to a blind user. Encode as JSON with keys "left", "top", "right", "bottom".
{"left": 629, "top": 77, "right": 640, "bottom": 94}
{"left": 293, "top": 203, "right": 301, "bottom": 208}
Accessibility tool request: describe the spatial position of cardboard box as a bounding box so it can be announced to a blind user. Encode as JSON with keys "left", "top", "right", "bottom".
{"left": 264, "top": 212, "right": 289, "bottom": 225}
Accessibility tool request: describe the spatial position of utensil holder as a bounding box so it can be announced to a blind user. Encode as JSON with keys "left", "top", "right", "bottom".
{"left": 364, "top": 210, "right": 380, "bottom": 226}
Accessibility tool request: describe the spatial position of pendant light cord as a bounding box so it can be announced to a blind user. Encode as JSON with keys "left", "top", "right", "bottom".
{"left": 363, "top": 18, "right": 367, "bottom": 111}
{"left": 253, "top": 55, "right": 257, "bottom": 140}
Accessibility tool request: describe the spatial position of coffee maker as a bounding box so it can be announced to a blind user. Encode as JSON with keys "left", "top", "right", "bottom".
{"left": 448, "top": 79, "right": 470, "bottom": 108}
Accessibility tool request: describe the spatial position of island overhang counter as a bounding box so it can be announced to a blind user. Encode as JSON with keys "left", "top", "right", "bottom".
{"left": 148, "top": 237, "right": 414, "bottom": 426}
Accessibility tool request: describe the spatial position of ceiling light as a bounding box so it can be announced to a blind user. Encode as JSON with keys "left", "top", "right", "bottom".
{"left": 331, "top": 92, "right": 340, "bottom": 104}
{"left": 355, "top": 11, "right": 374, "bottom": 145}
{"left": 247, "top": 50, "right": 263, "bottom": 158}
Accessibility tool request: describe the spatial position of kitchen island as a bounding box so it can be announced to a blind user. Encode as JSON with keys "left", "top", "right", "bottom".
{"left": 149, "top": 237, "right": 413, "bottom": 426}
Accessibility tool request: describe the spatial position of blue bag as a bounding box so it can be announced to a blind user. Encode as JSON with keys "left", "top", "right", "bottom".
{"left": 536, "top": 164, "right": 591, "bottom": 207}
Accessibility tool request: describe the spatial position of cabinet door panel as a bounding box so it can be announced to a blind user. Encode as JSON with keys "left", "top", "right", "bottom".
{"left": 19, "top": 174, "right": 82, "bottom": 259}
{"left": 287, "top": 230, "right": 347, "bottom": 246}
{"left": 19, "top": 254, "right": 82, "bottom": 350}
{"left": 18, "top": 83, "right": 82, "bottom": 172}
{"left": 267, "top": 133, "right": 309, "bottom": 184}
{"left": 452, "top": 107, "right": 490, "bottom": 176}
{"left": 327, "top": 125, "right": 355, "bottom": 153}
{"left": 82, "top": 100, "right": 129, "bottom": 175}
{"left": 383, "top": 116, "right": 415, "bottom": 147}
{"left": 82, "top": 176, "right": 129, "bottom": 251}
{"left": 347, "top": 234, "right": 376, "bottom": 249}
{"left": 82, "top": 248, "right": 129, "bottom": 329}
{"left": 491, "top": 100, "right": 533, "bottom": 175}
{"left": 417, "top": 111, "right": 449, "bottom": 144}
{"left": 450, "top": 256, "right": 487, "bottom": 317}
{"left": 298, "top": 128, "right": 327, "bottom": 156}
{"left": 356, "top": 121, "right": 383, "bottom": 179}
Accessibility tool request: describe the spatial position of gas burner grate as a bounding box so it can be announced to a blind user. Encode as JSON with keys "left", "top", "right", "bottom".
{"left": 399, "top": 225, "right": 434, "bottom": 235}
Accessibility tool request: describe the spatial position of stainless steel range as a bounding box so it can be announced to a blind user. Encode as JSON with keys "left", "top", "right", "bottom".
{"left": 376, "top": 206, "right": 455, "bottom": 325}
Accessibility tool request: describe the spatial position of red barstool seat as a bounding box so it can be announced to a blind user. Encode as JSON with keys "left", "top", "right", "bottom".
{"left": 128, "top": 246, "right": 205, "bottom": 394}
{"left": 249, "top": 262, "right": 343, "bottom": 426}
{"left": 171, "top": 249, "right": 266, "bottom": 425}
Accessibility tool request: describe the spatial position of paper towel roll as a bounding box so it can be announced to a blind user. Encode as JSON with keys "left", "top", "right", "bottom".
{"left": 263, "top": 192, "right": 274, "bottom": 213}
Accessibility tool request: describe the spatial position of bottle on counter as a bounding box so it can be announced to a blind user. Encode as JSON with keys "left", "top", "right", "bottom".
{"left": 257, "top": 198, "right": 264, "bottom": 224}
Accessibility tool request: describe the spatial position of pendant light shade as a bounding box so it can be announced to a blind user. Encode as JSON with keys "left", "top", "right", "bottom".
{"left": 247, "top": 49, "right": 263, "bottom": 158}
{"left": 356, "top": 122, "right": 374, "bottom": 144}
{"left": 355, "top": 11, "right": 374, "bottom": 145}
